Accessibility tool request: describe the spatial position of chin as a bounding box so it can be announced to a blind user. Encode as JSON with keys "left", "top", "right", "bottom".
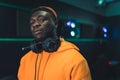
{"left": 35, "top": 35, "right": 47, "bottom": 40}
{"left": 35, "top": 36, "right": 43, "bottom": 39}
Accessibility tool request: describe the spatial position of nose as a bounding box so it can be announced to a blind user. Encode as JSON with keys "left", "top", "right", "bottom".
{"left": 32, "top": 21, "right": 41, "bottom": 29}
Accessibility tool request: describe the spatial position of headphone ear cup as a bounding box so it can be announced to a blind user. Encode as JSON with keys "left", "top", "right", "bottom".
{"left": 42, "top": 38, "right": 61, "bottom": 52}
{"left": 30, "top": 40, "right": 43, "bottom": 53}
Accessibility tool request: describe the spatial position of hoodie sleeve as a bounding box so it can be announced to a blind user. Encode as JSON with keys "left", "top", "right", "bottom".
{"left": 71, "top": 59, "right": 92, "bottom": 80}
{"left": 17, "top": 55, "right": 25, "bottom": 80}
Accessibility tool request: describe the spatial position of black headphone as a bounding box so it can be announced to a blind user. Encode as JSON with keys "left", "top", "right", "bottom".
{"left": 30, "top": 38, "right": 61, "bottom": 53}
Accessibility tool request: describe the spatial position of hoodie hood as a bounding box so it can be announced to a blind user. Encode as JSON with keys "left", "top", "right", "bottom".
{"left": 57, "top": 38, "right": 79, "bottom": 53}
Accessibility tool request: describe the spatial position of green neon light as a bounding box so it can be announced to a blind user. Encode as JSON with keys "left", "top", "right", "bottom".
{"left": 0, "top": 38, "right": 107, "bottom": 42}
{"left": 0, "top": 38, "right": 33, "bottom": 42}
{"left": 65, "top": 38, "right": 107, "bottom": 42}
{"left": 0, "top": 2, "right": 31, "bottom": 11}
{"left": 98, "top": 0, "right": 104, "bottom": 5}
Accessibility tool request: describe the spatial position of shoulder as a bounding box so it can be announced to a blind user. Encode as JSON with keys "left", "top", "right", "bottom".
{"left": 59, "top": 38, "right": 86, "bottom": 64}
{"left": 20, "top": 50, "right": 36, "bottom": 63}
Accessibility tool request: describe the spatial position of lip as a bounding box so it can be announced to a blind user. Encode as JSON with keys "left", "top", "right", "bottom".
{"left": 33, "top": 30, "right": 42, "bottom": 35}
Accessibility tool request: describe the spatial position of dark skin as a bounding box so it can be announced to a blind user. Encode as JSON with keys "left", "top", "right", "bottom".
{"left": 30, "top": 11, "right": 57, "bottom": 40}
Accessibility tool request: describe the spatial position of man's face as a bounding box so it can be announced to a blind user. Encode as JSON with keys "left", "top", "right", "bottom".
{"left": 30, "top": 11, "right": 56, "bottom": 39}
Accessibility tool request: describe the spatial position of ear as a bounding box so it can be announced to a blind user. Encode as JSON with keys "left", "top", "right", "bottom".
{"left": 55, "top": 19, "right": 58, "bottom": 28}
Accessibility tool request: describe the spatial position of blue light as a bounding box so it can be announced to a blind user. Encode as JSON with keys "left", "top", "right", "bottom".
{"left": 66, "top": 21, "right": 71, "bottom": 26}
{"left": 102, "top": 26, "right": 108, "bottom": 38}
{"left": 66, "top": 21, "right": 76, "bottom": 28}
{"left": 70, "top": 31, "right": 76, "bottom": 37}
{"left": 104, "top": 34, "right": 107, "bottom": 38}
{"left": 71, "top": 22, "right": 76, "bottom": 28}
{"left": 102, "top": 27, "right": 107, "bottom": 33}
{"left": 108, "top": 60, "right": 119, "bottom": 65}
{"left": 65, "top": 20, "right": 79, "bottom": 38}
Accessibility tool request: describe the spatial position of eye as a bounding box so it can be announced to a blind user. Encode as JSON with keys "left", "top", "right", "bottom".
{"left": 37, "top": 16, "right": 48, "bottom": 23}
{"left": 37, "top": 16, "right": 44, "bottom": 22}
{"left": 30, "top": 19, "right": 35, "bottom": 24}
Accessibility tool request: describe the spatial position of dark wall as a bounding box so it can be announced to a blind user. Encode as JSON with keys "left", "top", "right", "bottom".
{"left": 56, "top": 2, "right": 104, "bottom": 26}
{"left": 106, "top": 16, "right": 120, "bottom": 58}
{"left": 0, "top": 2, "right": 120, "bottom": 80}
{"left": 16, "top": 10, "right": 32, "bottom": 38}
{"left": 0, "top": 41, "right": 30, "bottom": 79}
{"left": 0, "top": 6, "right": 16, "bottom": 37}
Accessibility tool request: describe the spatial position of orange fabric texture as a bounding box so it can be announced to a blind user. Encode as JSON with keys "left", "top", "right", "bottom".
{"left": 18, "top": 39, "right": 92, "bottom": 80}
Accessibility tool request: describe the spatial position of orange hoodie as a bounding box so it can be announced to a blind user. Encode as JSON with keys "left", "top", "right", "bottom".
{"left": 18, "top": 38, "right": 92, "bottom": 80}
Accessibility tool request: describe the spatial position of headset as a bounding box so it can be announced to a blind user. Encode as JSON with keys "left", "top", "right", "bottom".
{"left": 30, "top": 38, "right": 61, "bottom": 53}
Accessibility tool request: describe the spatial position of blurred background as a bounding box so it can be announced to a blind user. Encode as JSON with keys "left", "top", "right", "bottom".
{"left": 0, "top": 0, "right": 120, "bottom": 80}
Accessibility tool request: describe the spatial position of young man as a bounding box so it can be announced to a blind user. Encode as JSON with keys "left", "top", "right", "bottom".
{"left": 18, "top": 6, "right": 92, "bottom": 80}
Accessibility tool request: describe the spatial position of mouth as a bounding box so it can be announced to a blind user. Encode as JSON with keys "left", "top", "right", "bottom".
{"left": 33, "top": 30, "right": 42, "bottom": 35}
{"left": 35, "top": 30, "right": 42, "bottom": 34}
